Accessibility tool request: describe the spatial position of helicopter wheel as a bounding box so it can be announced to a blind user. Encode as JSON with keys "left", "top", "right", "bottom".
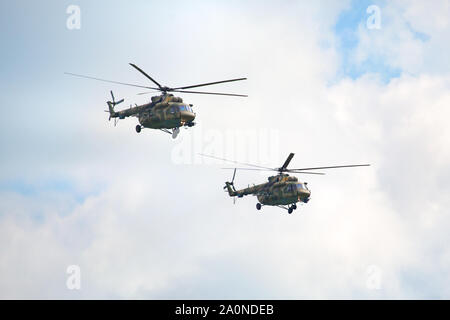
{"left": 136, "top": 125, "right": 141, "bottom": 133}
{"left": 256, "top": 203, "right": 262, "bottom": 211}
{"left": 292, "top": 204, "right": 297, "bottom": 210}
{"left": 288, "top": 207, "right": 293, "bottom": 214}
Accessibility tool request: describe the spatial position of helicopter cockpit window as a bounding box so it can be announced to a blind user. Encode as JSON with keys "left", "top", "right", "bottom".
{"left": 180, "top": 105, "right": 192, "bottom": 112}
{"left": 297, "top": 183, "right": 304, "bottom": 190}
{"left": 170, "top": 106, "right": 178, "bottom": 114}
{"left": 285, "top": 185, "right": 294, "bottom": 192}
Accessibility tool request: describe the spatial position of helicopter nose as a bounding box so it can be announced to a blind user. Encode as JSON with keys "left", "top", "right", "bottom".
{"left": 298, "top": 190, "right": 311, "bottom": 203}
{"left": 180, "top": 110, "right": 195, "bottom": 122}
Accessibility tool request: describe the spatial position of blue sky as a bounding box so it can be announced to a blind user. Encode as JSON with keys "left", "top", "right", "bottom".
{"left": 333, "top": 0, "right": 402, "bottom": 82}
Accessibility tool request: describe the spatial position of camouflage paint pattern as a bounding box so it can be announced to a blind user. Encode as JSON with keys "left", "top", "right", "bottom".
{"left": 108, "top": 94, "right": 196, "bottom": 130}
{"left": 225, "top": 174, "right": 311, "bottom": 206}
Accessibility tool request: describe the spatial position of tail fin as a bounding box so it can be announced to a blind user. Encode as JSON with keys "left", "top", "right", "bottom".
{"left": 107, "top": 101, "right": 116, "bottom": 118}
{"left": 225, "top": 182, "right": 237, "bottom": 197}
{"left": 106, "top": 90, "right": 123, "bottom": 123}
{"left": 223, "top": 168, "right": 237, "bottom": 197}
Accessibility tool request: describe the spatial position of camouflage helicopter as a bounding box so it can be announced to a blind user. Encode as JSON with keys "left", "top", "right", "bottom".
{"left": 65, "top": 63, "right": 247, "bottom": 138}
{"left": 201, "top": 153, "right": 370, "bottom": 214}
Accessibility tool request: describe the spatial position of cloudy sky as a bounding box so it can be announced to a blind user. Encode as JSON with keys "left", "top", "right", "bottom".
{"left": 1, "top": 0, "right": 450, "bottom": 299}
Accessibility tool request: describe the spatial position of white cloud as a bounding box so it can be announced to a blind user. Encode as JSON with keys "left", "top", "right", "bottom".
{"left": 353, "top": 1, "right": 450, "bottom": 75}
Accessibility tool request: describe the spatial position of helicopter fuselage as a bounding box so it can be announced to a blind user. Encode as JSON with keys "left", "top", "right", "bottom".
{"left": 257, "top": 181, "right": 310, "bottom": 206}
{"left": 138, "top": 101, "right": 195, "bottom": 129}
{"left": 111, "top": 94, "right": 196, "bottom": 130}
{"left": 226, "top": 174, "right": 311, "bottom": 206}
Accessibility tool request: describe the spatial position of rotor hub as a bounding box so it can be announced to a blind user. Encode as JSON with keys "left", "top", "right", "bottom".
{"left": 160, "top": 86, "right": 172, "bottom": 93}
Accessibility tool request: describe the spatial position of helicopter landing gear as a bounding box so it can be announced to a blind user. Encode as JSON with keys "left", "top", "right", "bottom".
{"left": 136, "top": 125, "right": 141, "bottom": 133}
{"left": 172, "top": 127, "right": 180, "bottom": 139}
{"left": 256, "top": 203, "right": 262, "bottom": 211}
{"left": 287, "top": 203, "right": 297, "bottom": 214}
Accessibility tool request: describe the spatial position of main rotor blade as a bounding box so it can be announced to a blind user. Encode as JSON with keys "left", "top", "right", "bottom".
{"left": 64, "top": 72, "right": 157, "bottom": 90}
{"left": 285, "top": 170, "right": 325, "bottom": 175}
{"left": 221, "top": 167, "right": 325, "bottom": 175}
{"left": 173, "top": 78, "right": 247, "bottom": 90}
{"left": 290, "top": 164, "right": 371, "bottom": 171}
{"left": 129, "top": 63, "right": 163, "bottom": 89}
{"left": 290, "top": 172, "right": 325, "bottom": 175}
{"left": 174, "top": 90, "right": 247, "bottom": 97}
{"left": 221, "top": 167, "right": 276, "bottom": 171}
{"left": 232, "top": 168, "right": 237, "bottom": 183}
{"left": 280, "top": 153, "right": 295, "bottom": 172}
{"left": 137, "top": 90, "right": 164, "bottom": 95}
{"left": 199, "top": 154, "right": 273, "bottom": 170}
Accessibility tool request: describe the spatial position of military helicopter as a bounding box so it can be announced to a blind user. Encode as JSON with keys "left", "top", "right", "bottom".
{"left": 65, "top": 64, "right": 247, "bottom": 138}
{"left": 201, "top": 153, "right": 370, "bottom": 214}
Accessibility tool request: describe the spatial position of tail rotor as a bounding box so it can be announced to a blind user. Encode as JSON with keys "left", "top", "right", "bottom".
{"left": 223, "top": 168, "right": 237, "bottom": 204}
{"left": 105, "top": 90, "right": 124, "bottom": 126}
